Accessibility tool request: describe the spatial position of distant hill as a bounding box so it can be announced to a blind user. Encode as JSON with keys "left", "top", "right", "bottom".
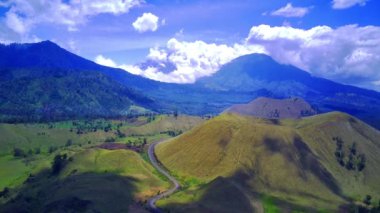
{"left": 225, "top": 97, "right": 316, "bottom": 119}
{"left": 156, "top": 112, "right": 380, "bottom": 211}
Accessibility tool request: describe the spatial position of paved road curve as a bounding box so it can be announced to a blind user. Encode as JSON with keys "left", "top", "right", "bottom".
{"left": 147, "top": 139, "right": 180, "bottom": 212}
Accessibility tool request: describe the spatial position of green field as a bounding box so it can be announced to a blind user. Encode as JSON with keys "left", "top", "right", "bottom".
{"left": 0, "top": 114, "right": 204, "bottom": 212}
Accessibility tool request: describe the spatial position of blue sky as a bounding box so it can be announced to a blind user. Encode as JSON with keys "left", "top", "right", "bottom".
{"left": 1, "top": 0, "right": 380, "bottom": 90}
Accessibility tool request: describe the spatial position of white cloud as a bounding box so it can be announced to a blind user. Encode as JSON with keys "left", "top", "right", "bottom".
{"left": 246, "top": 24, "right": 380, "bottom": 88}
{"left": 95, "top": 39, "right": 265, "bottom": 83}
{"left": 0, "top": 0, "right": 143, "bottom": 34}
{"left": 132, "top": 12, "right": 160, "bottom": 33}
{"left": 332, "top": 0, "right": 368, "bottom": 9}
{"left": 271, "top": 3, "right": 309, "bottom": 18}
{"left": 96, "top": 24, "right": 380, "bottom": 89}
{"left": 95, "top": 55, "right": 118, "bottom": 67}
{"left": 5, "top": 11, "right": 29, "bottom": 34}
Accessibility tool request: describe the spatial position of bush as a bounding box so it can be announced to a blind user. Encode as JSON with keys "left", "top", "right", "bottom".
{"left": 34, "top": 147, "right": 41, "bottom": 154}
{"left": 52, "top": 154, "right": 68, "bottom": 175}
{"left": 105, "top": 137, "right": 115, "bottom": 143}
{"left": 13, "top": 148, "right": 26, "bottom": 158}
{"left": 66, "top": 139, "right": 73, "bottom": 147}
{"left": 0, "top": 187, "right": 9, "bottom": 198}
{"left": 364, "top": 195, "right": 372, "bottom": 206}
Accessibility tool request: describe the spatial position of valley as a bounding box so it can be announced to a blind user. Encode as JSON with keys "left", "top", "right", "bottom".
{"left": 1, "top": 41, "right": 380, "bottom": 213}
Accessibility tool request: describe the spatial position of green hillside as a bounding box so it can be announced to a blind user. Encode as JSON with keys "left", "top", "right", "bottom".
{"left": 156, "top": 112, "right": 380, "bottom": 212}
{"left": 1, "top": 148, "right": 168, "bottom": 212}
{"left": 0, "top": 71, "right": 157, "bottom": 122}
{"left": 0, "top": 114, "right": 204, "bottom": 212}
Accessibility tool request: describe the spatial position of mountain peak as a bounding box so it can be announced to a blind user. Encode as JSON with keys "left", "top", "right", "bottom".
{"left": 196, "top": 53, "right": 311, "bottom": 93}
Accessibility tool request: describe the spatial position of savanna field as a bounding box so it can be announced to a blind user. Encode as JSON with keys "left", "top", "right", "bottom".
{"left": 1, "top": 0, "right": 380, "bottom": 212}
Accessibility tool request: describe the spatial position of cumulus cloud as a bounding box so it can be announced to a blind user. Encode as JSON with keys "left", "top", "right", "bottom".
{"left": 98, "top": 23, "right": 380, "bottom": 90}
{"left": 246, "top": 24, "right": 380, "bottom": 88}
{"left": 271, "top": 3, "right": 309, "bottom": 18}
{"left": 332, "top": 0, "right": 368, "bottom": 9}
{"left": 132, "top": 13, "right": 160, "bottom": 33}
{"left": 0, "top": 0, "right": 143, "bottom": 34}
{"left": 96, "top": 39, "right": 265, "bottom": 83}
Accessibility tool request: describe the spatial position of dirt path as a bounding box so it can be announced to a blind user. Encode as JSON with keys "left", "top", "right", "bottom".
{"left": 147, "top": 139, "right": 180, "bottom": 212}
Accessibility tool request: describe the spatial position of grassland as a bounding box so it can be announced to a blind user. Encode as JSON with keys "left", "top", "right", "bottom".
{"left": 156, "top": 112, "right": 380, "bottom": 212}
{"left": 0, "top": 114, "right": 204, "bottom": 212}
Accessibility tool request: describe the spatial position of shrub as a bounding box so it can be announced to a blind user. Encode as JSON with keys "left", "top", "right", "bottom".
{"left": 364, "top": 195, "right": 372, "bottom": 206}
{"left": 52, "top": 154, "right": 68, "bottom": 175}
{"left": 13, "top": 148, "right": 26, "bottom": 158}
{"left": 65, "top": 139, "right": 73, "bottom": 147}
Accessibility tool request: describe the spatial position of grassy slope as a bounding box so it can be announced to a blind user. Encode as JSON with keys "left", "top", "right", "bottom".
{"left": 121, "top": 115, "right": 204, "bottom": 136}
{"left": 61, "top": 148, "right": 170, "bottom": 199}
{"left": 287, "top": 112, "right": 380, "bottom": 201}
{"left": 1, "top": 148, "right": 168, "bottom": 212}
{"left": 0, "top": 115, "right": 204, "bottom": 211}
{"left": 156, "top": 112, "right": 380, "bottom": 211}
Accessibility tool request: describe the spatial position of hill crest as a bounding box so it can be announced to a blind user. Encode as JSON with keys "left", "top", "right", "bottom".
{"left": 225, "top": 97, "right": 317, "bottom": 119}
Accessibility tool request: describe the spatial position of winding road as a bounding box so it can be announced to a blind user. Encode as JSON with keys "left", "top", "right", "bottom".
{"left": 146, "top": 139, "right": 263, "bottom": 213}
{"left": 147, "top": 139, "right": 180, "bottom": 212}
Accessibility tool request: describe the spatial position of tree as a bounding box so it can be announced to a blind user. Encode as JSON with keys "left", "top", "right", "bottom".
{"left": 65, "top": 139, "right": 73, "bottom": 147}
{"left": 364, "top": 195, "right": 372, "bottom": 206}
{"left": 13, "top": 148, "right": 26, "bottom": 158}
{"left": 350, "top": 142, "right": 357, "bottom": 155}
{"left": 34, "top": 147, "right": 41, "bottom": 155}
{"left": 357, "top": 154, "right": 366, "bottom": 171}
{"left": 346, "top": 153, "right": 356, "bottom": 170}
{"left": 52, "top": 154, "right": 68, "bottom": 175}
{"left": 48, "top": 146, "right": 57, "bottom": 154}
{"left": 0, "top": 187, "right": 9, "bottom": 198}
{"left": 105, "top": 137, "right": 115, "bottom": 143}
{"left": 143, "top": 138, "right": 147, "bottom": 145}
{"left": 116, "top": 129, "right": 126, "bottom": 138}
{"left": 334, "top": 137, "right": 345, "bottom": 167}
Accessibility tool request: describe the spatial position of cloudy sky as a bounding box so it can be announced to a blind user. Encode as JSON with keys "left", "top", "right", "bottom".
{"left": 1, "top": 0, "right": 380, "bottom": 90}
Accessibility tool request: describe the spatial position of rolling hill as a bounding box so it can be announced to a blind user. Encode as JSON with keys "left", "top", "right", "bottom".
{"left": 0, "top": 148, "right": 169, "bottom": 212}
{"left": 225, "top": 97, "right": 317, "bottom": 119}
{"left": 155, "top": 112, "right": 380, "bottom": 212}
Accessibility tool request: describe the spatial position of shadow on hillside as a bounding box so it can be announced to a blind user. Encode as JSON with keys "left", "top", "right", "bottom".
{"left": 157, "top": 169, "right": 336, "bottom": 213}
{"left": 0, "top": 169, "right": 144, "bottom": 213}
{"left": 263, "top": 135, "right": 343, "bottom": 198}
{"left": 158, "top": 172, "right": 255, "bottom": 213}
{"left": 157, "top": 134, "right": 354, "bottom": 213}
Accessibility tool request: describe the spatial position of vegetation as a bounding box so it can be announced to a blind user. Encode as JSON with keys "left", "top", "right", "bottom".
{"left": 156, "top": 112, "right": 380, "bottom": 212}
{"left": 0, "top": 114, "right": 203, "bottom": 210}
{"left": 51, "top": 154, "right": 68, "bottom": 175}
{"left": 333, "top": 137, "right": 367, "bottom": 171}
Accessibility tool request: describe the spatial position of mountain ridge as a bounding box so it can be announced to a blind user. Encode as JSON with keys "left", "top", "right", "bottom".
{"left": 2, "top": 41, "right": 380, "bottom": 129}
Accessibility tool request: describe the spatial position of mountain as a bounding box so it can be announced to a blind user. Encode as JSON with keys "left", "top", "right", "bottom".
{"left": 224, "top": 97, "right": 317, "bottom": 119}
{"left": 195, "top": 54, "right": 380, "bottom": 129}
{"left": 155, "top": 112, "right": 380, "bottom": 212}
{"left": 2, "top": 41, "right": 380, "bottom": 129}
{"left": 0, "top": 41, "right": 166, "bottom": 122}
